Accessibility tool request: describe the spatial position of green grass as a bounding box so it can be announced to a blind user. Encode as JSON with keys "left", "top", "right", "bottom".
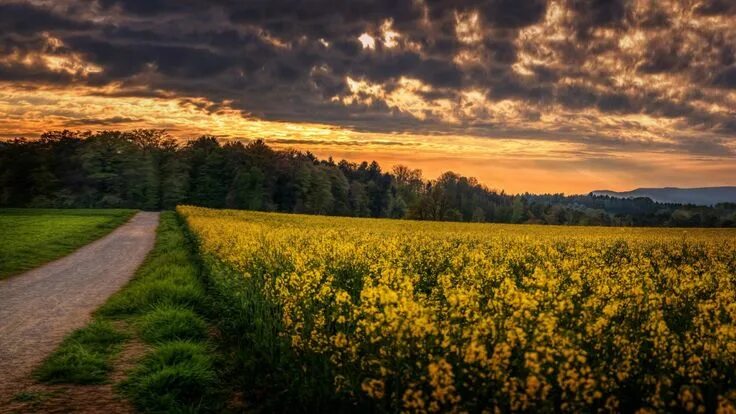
{"left": 13, "top": 390, "right": 57, "bottom": 402}
{"left": 120, "top": 341, "right": 218, "bottom": 412}
{"left": 137, "top": 304, "right": 208, "bottom": 343}
{"left": 98, "top": 275, "right": 205, "bottom": 318}
{"left": 12, "top": 390, "right": 60, "bottom": 409}
{"left": 35, "top": 211, "right": 222, "bottom": 413}
{"left": 0, "top": 208, "right": 136, "bottom": 278}
{"left": 34, "top": 320, "right": 128, "bottom": 384}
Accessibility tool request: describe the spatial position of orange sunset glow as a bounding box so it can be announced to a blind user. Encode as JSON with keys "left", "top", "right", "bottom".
{"left": 1, "top": 0, "right": 735, "bottom": 193}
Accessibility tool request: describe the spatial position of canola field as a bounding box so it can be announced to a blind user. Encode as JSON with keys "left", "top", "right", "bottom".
{"left": 179, "top": 206, "right": 736, "bottom": 413}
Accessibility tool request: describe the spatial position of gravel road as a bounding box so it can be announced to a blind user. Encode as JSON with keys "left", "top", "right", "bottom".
{"left": 0, "top": 212, "right": 159, "bottom": 400}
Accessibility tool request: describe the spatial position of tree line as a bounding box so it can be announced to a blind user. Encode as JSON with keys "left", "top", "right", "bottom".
{"left": 1, "top": 130, "right": 734, "bottom": 227}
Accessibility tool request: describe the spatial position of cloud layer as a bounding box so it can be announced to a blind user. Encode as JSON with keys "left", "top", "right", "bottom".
{"left": 0, "top": 0, "right": 734, "bottom": 191}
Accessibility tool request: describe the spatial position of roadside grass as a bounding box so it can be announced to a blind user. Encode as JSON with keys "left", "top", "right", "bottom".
{"left": 98, "top": 275, "right": 205, "bottom": 318}
{"left": 0, "top": 208, "right": 136, "bottom": 278}
{"left": 120, "top": 341, "right": 218, "bottom": 412}
{"left": 136, "top": 305, "right": 208, "bottom": 343}
{"left": 35, "top": 320, "right": 128, "bottom": 384}
{"left": 12, "top": 390, "right": 61, "bottom": 409}
{"left": 34, "top": 212, "right": 222, "bottom": 413}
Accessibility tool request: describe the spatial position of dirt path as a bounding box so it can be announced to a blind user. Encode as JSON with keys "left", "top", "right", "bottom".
{"left": 0, "top": 212, "right": 159, "bottom": 402}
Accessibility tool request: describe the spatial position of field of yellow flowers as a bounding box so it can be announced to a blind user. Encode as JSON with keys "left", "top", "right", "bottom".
{"left": 179, "top": 206, "right": 736, "bottom": 413}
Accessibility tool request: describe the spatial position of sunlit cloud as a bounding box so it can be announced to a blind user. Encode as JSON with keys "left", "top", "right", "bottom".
{"left": 380, "top": 20, "right": 400, "bottom": 48}
{"left": 358, "top": 33, "right": 376, "bottom": 50}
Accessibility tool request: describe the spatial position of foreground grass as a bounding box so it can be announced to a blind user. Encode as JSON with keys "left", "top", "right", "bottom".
{"left": 0, "top": 208, "right": 136, "bottom": 278}
{"left": 35, "top": 212, "right": 221, "bottom": 413}
{"left": 35, "top": 320, "right": 128, "bottom": 384}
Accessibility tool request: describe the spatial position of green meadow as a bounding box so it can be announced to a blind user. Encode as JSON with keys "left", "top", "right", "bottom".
{"left": 0, "top": 209, "right": 135, "bottom": 278}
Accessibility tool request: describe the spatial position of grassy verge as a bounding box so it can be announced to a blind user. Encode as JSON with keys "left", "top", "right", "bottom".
{"left": 0, "top": 208, "right": 136, "bottom": 278}
{"left": 34, "top": 212, "right": 221, "bottom": 413}
{"left": 35, "top": 320, "right": 128, "bottom": 384}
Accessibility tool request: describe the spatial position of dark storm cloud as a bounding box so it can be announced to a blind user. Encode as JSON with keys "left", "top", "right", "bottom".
{"left": 480, "top": 0, "right": 548, "bottom": 28}
{"left": 66, "top": 35, "right": 236, "bottom": 78}
{"left": 97, "top": 0, "right": 210, "bottom": 15}
{"left": 568, "top": 0, "right": 628, "bottom": 34}
{"left": 484, "top": 38, "right": 517, "bottom": 64}
{"left": 350, "top": 52, "right": 465, "bottom": 88}
{"left": 0, "top": 0, "right": 734, "bottom": 158}
{"left": 556, "top": 84, "right": 598, "bottom": 109}
{"left": 597, "top": 93, "right": 634, "bottom": 113}
{"left": 425, "top": 0, "right": 547, "bottom": 27}
{"left": 636, "top": 36, "right": 691, "bottom": 74}
{"left": 0, "top": 2, "right": 90, "bottom": 34}
{"left": 226, "top": 0, "right": 424, "bottom": 40}
{"left": 693, "top": 0, "right": 736, "bottom": 16}
{"left": 712, "top": 66, "right": 736, "bottom": 89}
{"left": 0, "top": 61, "right": 75, "bottom": 84}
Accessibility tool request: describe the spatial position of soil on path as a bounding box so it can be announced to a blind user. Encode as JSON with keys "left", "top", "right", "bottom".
{"left": 0, "top": 212, "right": 159, "bottom": 406}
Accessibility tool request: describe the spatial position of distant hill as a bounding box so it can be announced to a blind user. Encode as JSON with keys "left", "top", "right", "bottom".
{"left": 591, "top": 187, "right": 736, "bottom": 206}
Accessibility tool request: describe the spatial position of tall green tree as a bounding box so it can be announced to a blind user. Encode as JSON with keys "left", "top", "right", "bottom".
{"left": 2, "top": 129, "right": 735, "bottom": 228}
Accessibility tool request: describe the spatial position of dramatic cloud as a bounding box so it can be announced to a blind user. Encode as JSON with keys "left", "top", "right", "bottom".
{"left": 0, "top": 0, "right": 734, "bottom": 192}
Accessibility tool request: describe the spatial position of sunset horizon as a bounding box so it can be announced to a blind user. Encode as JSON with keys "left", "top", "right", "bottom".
{"left": 2, "top": 0, "right": 735, "bottom": 193}
{"left": 7, "top": 123, "right": 736, "bottom": 195}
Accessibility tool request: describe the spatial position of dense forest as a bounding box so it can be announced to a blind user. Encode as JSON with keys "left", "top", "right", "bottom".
{"left": 1, "top": 130, "right": 735, "bottom": 227}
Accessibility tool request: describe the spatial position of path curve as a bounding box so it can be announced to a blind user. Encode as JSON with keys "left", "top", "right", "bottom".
{"left": 0, "top": 211, "right": 159, "bottom": 399}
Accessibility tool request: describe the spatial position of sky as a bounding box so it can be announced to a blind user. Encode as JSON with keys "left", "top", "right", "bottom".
{"left": 1, "top": 0, "right": 735, "bottom": 194}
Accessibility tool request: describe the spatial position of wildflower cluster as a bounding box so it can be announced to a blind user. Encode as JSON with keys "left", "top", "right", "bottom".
{"left": 179, "top": 206, "right": 736, "bottom": 413}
